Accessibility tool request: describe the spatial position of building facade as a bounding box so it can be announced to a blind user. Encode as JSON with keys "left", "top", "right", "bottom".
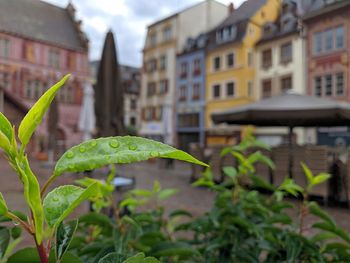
{"left": 304, "top": 0, "right": 350, "bottom": 146}
{"left": 140, "top": 0, "right": 228, "bottom": 145}
{"left": 120, "top": 65, "right": 141, "bottom": 133}
{"left": 0, "top": 0, "right": 89, "bottom": 154}
{"left": 176, "top": 34, "right": 207, "bottom": 150}
{"left": 254, "top": 0, "right": 306, "bottom": 145}
{"left": 205, "top": 0, "right": 281, "bottom": 146}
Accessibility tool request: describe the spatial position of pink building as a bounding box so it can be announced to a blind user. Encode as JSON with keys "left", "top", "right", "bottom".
{"left": 0, "top": 0, "right": 89, "bottom": 156}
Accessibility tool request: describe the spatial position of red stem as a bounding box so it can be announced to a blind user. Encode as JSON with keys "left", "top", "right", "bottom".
{"left": 35, "top": 238, "right": 49, "bottom": 263}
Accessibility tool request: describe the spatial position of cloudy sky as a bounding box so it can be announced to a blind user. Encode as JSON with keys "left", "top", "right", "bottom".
{"left": 44, "top": 0, "right": 245, "bottom": 67}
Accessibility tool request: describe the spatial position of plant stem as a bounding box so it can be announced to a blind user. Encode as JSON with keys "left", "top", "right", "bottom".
{"left": 35, "top": 238, "right": 49, "bottom": 263}
{"left": 5, "top": 212, "right": 33, "bottom": 234}
{"left": 41, "top": 175, "right": 55, "bottom": 196}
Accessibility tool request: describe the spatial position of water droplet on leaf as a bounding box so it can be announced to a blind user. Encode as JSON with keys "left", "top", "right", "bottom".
{"left": 90, "top": 140, "right": 97, "bottom": 147}
{"left": 68, "top": 164, "right": 74, "bottom": 169}
{"left": 66, "top": 151, "right": 74, "bottom": 159}
{"left": 79, "top": 146, "right": 86, "bottom": 153}
{"left": 128, "top": 144, "right": 137, "bottom": 150}
{"left": 109, "top": 140, "right": 120, "bottom": 148}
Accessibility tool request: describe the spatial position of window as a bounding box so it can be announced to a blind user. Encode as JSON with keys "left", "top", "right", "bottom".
{"left": 226, "top": 82, "right": 235, "bottom": 97}
{"left": 25, "top": 80, "right": 33, "bottom": 99}
{"left": 262, "top": 49, "right": 272, "bottom": 69}
{"left": 193, "top": 59, "right": 201, "bottom": 75}
{"left": 314, "top": 76, "right": 322, "bottom": 96}
{"left": 281, "top": 76, "right": 292, "bottom": 93}
{"left": 324, "top": 29, "right": 333, "bottom": 52}
{"left": 0, "top": 38, "right": 10, "bottom": 58}
{"left": 155, "top": 106, "right": 162, "bottom": 120}
{"left": 180, "top": 62, "right": 188, "bottom": 78}
{"left": 192, "top": 83, "right": 200, "bottom": 100}
{"left": 149, "top": 33, "right": 157, "bottom": 47}
{"left": 178, "top": 113, "right": 199, "bottom": 128}
{"left": 313, "top": 32, "right": 322, "bottom": 55}
{"left": 247, "top": 51, "right": 253, "bottom": 67}
{"left": 130, "top": 99, "right": 137, "bottom": 110}
{"left": 213, "top": 84, "right": 221, "bottom": 99}
{"left": 280, "top": 42, "right": 292, "bottom": 64}
{"left": 335, "top": 26, "right": 344, "bottom": 49}
{"left": 130, "top": 117, "right": 136, "bottom": 126}
{"left": 226, "top": 53, "right": 234, "bottom": 68}
{"left": 67, "top": 53, "right": 76, "bottom": 70}
{"left": 33, "top": 80, "right": 41, "bottom": 99}
{"left": 159, "top": 79, "right": 168, "bottom": 94}
{"left": 262, "top": 79, "right": 272, "bottom": 98}
{"left": 248, "top": 81, "right": 253, "bottom": 97}
{"left": 159, "top": 55, "right": 167, "bottom": 70}
{"left": 325, "top": 74, "right": 333, "bottom": 96}
{"left": 213, "top": 56, "right": 220, "bottom": 71}
{"left": 48, "top": 49, "right": 60, "bottom": 68}
{"left": 146, "top": 59, "right": 157, "bottom": 73}
{"left": 179, "top": 85, "right": 186, "bottom": 101}
{"left": 163, "top": 27, "right": 172, "bottom": 42}
{"left": 336, "top": 72, "right": 344, "bottom": 96}
{"left": 0, "top": 72, "right": 10, "bottom": 90}
{"left": 147, "top": 82, "right": 156, "bottom": 97}
{"left": 216, "top": 25, "right": 237, "bottom": 43}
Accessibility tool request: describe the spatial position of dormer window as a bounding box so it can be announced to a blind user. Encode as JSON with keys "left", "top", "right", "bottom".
{"left": 216, "top": 25, "right": 237, "bottom": 43}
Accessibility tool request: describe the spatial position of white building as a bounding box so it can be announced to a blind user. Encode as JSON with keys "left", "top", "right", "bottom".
{"left": 140, "top": 0, "right": 228, "bottom": 145}
{"left": 254, "top": 0, "right": 310, "bottom": 145}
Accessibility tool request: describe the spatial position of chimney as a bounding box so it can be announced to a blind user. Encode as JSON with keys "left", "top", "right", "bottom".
{"left": 228, "top": 3, "right": 235, "bottom": 14}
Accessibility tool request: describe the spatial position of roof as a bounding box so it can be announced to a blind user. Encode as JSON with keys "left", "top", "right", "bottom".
{"left": 212, "top": 92, "right": 350, "bottom": 127}
{"left": 303, "top": 0, "right": 350, "bottom": 21}
{"left": 0, "top": 0, "right": 88, "bottom": 51}
{"left": 207, "top": 0, "right": 267, "bottom": 49}
{"left": 216, "top": 0, "right": 267, "bottom": 30}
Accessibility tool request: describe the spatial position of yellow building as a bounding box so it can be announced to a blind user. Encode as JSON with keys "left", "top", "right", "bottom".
{"left": 205, "top": 0, "right": 281, "bottom": 146}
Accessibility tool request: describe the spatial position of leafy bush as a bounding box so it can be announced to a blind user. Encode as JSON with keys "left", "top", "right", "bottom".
{"left": 0, "top": 75, "right": 206, "bottom": 263}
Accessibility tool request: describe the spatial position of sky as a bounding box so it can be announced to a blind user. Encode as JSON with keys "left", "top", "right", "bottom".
{"left": 44, "top": 0, "right": 245, "bottom": 67}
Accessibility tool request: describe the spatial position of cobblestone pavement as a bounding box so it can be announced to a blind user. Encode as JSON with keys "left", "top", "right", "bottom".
{"left": 1, "top": 156, "right": 350, "bottom": 247}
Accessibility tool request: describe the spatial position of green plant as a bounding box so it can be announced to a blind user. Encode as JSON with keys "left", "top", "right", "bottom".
{"left": 0, "top": 75, "right": 207, "bottom": 263}
{"left": 71, "top": 181, "right": 197, "bottom": 262}
{"left": 179, "top": 135, "right": 350, "bottom": 262}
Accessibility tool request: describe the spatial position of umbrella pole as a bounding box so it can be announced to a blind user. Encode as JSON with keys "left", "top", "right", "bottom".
{"left": 288, "top": 126, "right": 294, "bottom": 178}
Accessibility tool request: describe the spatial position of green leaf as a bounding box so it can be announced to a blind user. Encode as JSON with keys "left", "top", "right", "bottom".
{"left": 7, "top": 248, "right": 39, "bottom": 263}
{"left": 222, "top": 166, "right": 238, "bottom": 180}
{"left": 98, "top": 252, "right": 126, "bottom": 263}
{"left": 278, "top": 177, "right": 303, "bottom": 197}
{"left": 301, "top": 162, "right": 313, "bottom": 185}
{"left": 18, "top": 74, "right": 70, "bottom": 151}
{"left": 309, "top": 201, "right": 335, "bottom": 227}
{"left": 129, "top": 189, "right": 153, "bottom": 198}
{"left": 15, "top": 157, "right": 44, "bottom": 244}
{"left": 169, "top": 209, "right": 193, "bottom": 218}
{"left": 312, "top": 173, "right": 331, "bottom": 186}
{"left": 149, "top": 241, "right": 198, "bottom": 258}
{"left": 0, "top": 193, "right": 8, "bottom": 215}
{"left": 158, "top": 188, "right": 178, "bottom": 200}
{"left": 123, "top": 253, "right": 160, "bottom": 263}
{"left": 54, "top": 136, "right": 208, "bottom": 177}
{"left": 0, "top": 112, "right": 13, "bottom": 141}
{"left": 56, "top": 220, "right": 78, "bottom": 260}
{"left": 313, "top": 222, "right": 350, "bottom": 243}
{"left": 43, "top": 184, "right": 98, "bottom": 228}
{"left": 0, "top": 131, "right": 12, "bottom": 156}
{"left": 0, "top": 228, "right": 10, "bottom": 259}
